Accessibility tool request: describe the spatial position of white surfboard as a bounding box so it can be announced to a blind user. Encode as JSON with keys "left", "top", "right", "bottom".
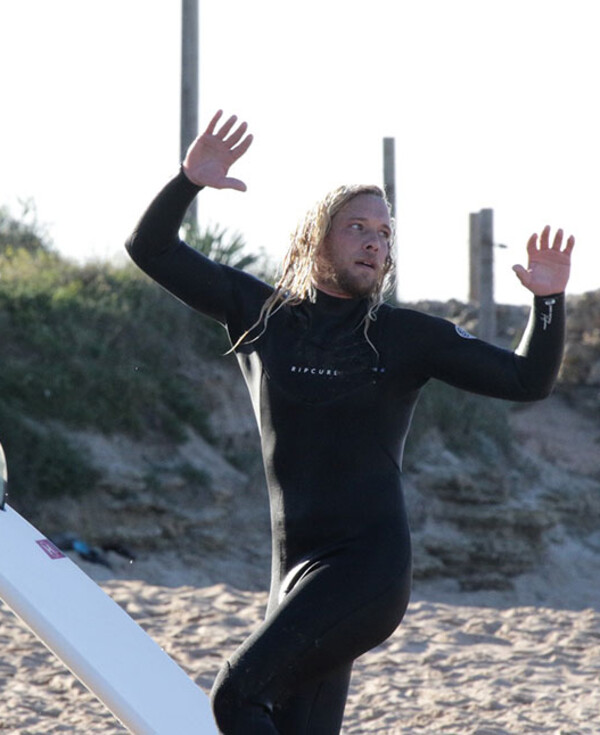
{"left": 0, "top": 444, "right": 217, "bottom": 734}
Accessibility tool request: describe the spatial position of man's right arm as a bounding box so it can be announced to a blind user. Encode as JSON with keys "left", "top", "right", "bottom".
{"left": 125, "top": 110, "right": 256, "bottom": 326}
{"left": 125, "top": 169, "right": 234, "bottom": 324}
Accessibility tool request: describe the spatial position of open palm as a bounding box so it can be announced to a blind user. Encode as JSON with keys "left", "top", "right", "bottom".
{"left": 513, "top": 225, "right": 575, "bottom": 295}
{"left": 183, "top": 110, "right": 253, "bottom": 191}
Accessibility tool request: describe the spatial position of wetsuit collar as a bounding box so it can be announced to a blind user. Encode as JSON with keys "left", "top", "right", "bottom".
{"left": 314, "top": 289, "right": 368, "bottom": 314}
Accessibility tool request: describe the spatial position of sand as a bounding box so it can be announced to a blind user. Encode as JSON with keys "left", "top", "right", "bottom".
{"left": 1, "top": 560, "right": 599, "bottom": 735}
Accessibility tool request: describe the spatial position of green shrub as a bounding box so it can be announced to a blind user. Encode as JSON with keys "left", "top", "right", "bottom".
{"left": 0, "top": 200, "right": 52, "bottom": 255}
{"left": 0, "top": 250, "right": 226, "bottom": 440}
{"left": 0, "top": 403, "right": 99, "bottom": 504}
{"left": 0, "top": 208, "right": 272, "bottom": 500}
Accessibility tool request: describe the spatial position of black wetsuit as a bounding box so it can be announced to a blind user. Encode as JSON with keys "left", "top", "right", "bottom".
{"left": 125, "top": 171, "right": 565, "bottom": 735}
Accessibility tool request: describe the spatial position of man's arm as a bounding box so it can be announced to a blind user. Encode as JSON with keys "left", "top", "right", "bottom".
{"left": 505, "top": 224, "right": 574, "bottom": 396}
{"left": 125, "top": 111, "right": 258, "bottom": 325}
{"left": 419, "top": 293, "right": 565, "bottom": 401}
{"left": 418, "top": 226, "right": 575, "bottom": 401}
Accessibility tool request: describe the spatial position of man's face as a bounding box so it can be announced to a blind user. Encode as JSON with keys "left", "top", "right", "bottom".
{"left": 314, "top": 194, "right": 391, "bottom": 299}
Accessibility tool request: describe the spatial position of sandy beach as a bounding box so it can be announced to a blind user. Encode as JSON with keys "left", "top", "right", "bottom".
{"left": 1, "top": 550, "right": 599, "bottom": 734}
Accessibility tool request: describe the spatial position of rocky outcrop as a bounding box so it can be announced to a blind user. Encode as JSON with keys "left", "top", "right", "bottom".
{"left": 23, "top": 356, "right": 272, "bottom": 589}
{"left": 404, "top": 406, "right": 600, "bottom": 591}
{"left": 561, "top": 290, "right": 600, "bottom": 387}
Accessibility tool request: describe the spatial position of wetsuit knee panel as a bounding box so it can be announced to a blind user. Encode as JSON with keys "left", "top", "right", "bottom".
{"left": 211, "top": 661, "right": 276, "bottom": 735}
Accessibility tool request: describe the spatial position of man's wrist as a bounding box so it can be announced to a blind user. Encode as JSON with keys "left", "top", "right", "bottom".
{"left": 179, "top": 165, "right": 204, "bottom": 192}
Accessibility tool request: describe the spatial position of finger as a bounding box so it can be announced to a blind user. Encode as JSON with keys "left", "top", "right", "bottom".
{"left": 231, "top": 133, "right": 254, "bottom": 160}
{"left": 551, "top": 228, "right": 564, "bottom": 251}
{"left": 526, "top": 232, "right": 538, "bottom": 257}
{"left": 205, "top": 109, "right": 223, "bottom": 135}
{"left": 539, "top": 224, "right": 551, "bottom": 250}
{"left": 564, "top": 234, "right": 575, "bottom": 254}
{"left": 216, "top": 114, "right": 238, "bottom": 139}
{"left": 225, "top": 121, "right": 248, "bottom": 147}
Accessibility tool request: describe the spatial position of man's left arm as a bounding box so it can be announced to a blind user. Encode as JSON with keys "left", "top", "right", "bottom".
{"left": 423, "top": 225, "right": 574, "bottom": 401}
{"left": 509, "top": 224, "right": 574, "bottom": 396}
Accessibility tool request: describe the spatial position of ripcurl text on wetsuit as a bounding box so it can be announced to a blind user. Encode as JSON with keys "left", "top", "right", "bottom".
{"left": 125, "top": 170, "right": 565, "bottom": 735}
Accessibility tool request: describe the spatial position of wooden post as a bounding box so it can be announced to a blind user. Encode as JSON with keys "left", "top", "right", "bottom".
{"left": 180, "top": 0, "right": 199, "bottom": 225}
{"left": 468, "top": 209, "right": 496, "bottom": 342}
{"left": 383, "top": 137, "right": 397, "bottom": 297}
{"left": 478, "top": 208, "right": 496, "bottom": 342}
{"left": 469, "top": 212, "right": 480, "bottom": 303}
{"left": 383, "top": 137, "right": 396, "bottom": 221}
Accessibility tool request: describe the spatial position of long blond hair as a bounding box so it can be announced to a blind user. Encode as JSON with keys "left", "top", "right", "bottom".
{"left": 233, "top": 184, "right": 396, "bottom": 351}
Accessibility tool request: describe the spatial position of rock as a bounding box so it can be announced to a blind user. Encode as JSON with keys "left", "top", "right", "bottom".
{"left": 562, "top": 291, "right": 600, "bottom": 385}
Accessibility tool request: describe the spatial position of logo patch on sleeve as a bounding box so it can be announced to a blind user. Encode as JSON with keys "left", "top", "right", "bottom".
{"left": 455, "top": 325, "right": 476, "bottom": 340}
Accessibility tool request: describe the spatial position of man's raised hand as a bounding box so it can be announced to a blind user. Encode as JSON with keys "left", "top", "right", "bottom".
{"left": 512, "top": 225, "right": 575, "bottom": 296}
{"left": 183, "top": 110, "right": 253, "bottom": 191}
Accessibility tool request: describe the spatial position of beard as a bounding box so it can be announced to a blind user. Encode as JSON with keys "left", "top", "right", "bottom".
{"left": 316, "top": 259, "right": 381, "bottom": 299}
{"left": 334, "top": 267, "right": 379, "bottom": 299}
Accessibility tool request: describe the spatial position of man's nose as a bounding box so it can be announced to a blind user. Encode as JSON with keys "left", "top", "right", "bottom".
{"left": 364, "top": 231, "right": 379, "bottom": 250}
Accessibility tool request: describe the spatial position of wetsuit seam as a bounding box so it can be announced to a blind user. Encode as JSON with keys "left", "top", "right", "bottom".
{"left": 305, "top": 679, "right": 326, "bottom": 734}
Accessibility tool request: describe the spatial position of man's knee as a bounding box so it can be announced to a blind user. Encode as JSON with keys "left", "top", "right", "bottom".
{"left": 211, "top": 662, "right": 274, "bottom": 734}
{"left": 211, "top": 662, "right": 238, "bottom": 733}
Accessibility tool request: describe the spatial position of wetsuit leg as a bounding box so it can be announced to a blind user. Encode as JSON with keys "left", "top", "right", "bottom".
{"left": 271, "top": 664, "right": 352, "bottom": 735}
{"left": 210, "top": 547, "right": 411, "bottom": 734}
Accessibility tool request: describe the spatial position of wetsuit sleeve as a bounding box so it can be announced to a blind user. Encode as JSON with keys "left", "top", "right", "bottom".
{"left": 418, "top": 294, "right": 565, "bottom": 401}
{"left": 125, "top": 169, "right": 270, "bottom": 330}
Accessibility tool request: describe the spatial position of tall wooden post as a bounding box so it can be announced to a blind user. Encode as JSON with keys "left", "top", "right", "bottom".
{"left": 180, "top": 0, "right": 199, "bottom": 225}
{"left": 469, "top": 209, "right": 496, "bottom": 341}
{"left": 383, "top": 137, "right": 396, "bottom": 221}
{"left": 383, "top": 137, "right": 397, "bottom": 297}
{"left": 478, "top": 208, "right": 496, "bottom": 342}
{"left": 469, "top": 212, "right": 481, "bottom": 303}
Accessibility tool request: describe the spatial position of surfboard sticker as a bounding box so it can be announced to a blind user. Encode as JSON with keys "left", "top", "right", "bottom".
{"left": 35, "top": 538, "right": 66, "bottom": 559}
{"left": 0, "top": 442, "right": 6, "bottom": 509}
{"left": 0, "top": 503, "right": 217, "bottom": 734}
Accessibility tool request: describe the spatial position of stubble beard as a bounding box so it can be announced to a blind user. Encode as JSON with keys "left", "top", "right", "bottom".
{"left": 334, "top": 267, "right": 379, "bottom": 299}
{"left": 315, "top": 251, "right": 381, "bottom": 300}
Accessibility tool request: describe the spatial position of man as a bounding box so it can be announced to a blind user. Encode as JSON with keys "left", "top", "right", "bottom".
{"left": 126, "top": 110, "right": 574, "bottom": 734}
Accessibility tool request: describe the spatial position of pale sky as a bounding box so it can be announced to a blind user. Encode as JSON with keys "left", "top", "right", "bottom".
{"left": 1, "top": 0, "right": 598, "bottom": 305}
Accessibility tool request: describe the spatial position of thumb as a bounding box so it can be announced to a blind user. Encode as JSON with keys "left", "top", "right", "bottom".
{"left": 222, "top": 177, "right": 247, "bottom": 192}
{"left": 512, "top": 264, "right": 530, "bottom": 288}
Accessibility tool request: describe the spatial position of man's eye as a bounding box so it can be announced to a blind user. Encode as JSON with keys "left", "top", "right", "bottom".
{"left": 350, "top": 223, "right": 363, "bottom": 230}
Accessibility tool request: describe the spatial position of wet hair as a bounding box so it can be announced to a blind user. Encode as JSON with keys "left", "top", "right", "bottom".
{"left": 232, "top": 184, "right": 396, "bottom": 352}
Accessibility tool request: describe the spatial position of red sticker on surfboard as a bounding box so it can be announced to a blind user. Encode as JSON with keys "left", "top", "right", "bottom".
{"left": 36, "top": 539, "right": 65, "bottom": 560}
